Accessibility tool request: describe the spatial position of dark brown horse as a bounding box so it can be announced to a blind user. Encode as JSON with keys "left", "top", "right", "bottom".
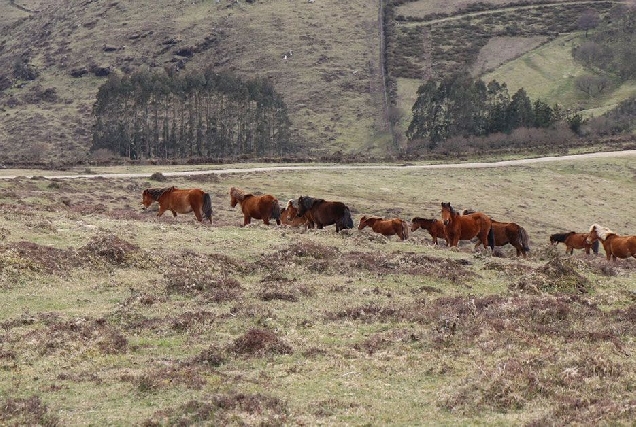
{"left": 587, "top": 224, "right": 636, "bottom": 262}
{"left": 489, "top": 220, "right": 530, "bottom": 257}
{"left": 296, "top": 196, "right": 353, "bottom": 232}
{"left": 281, "top": 199, "right": 311, "bottom": 228}
{"left": 440, "top": 202, "right": 494, "bottom": 250}
{"left": 411, "top": 217, "right": 447, "bottom": 245}
{"left": 230, "top": 187, "right": 281, "bottom": 226}
{"left": 358, "top": 216, "right": 408, "bottom": 241}
{"left": 143, "top": 186, "right": 212, "bottom": 223}
{"left": 550, "top": 232, "right": 599, "bottom": 255}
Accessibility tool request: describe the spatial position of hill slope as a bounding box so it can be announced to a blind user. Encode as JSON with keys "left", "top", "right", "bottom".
{"left": 0, "top": 0, "right": 387, "bottom": 164}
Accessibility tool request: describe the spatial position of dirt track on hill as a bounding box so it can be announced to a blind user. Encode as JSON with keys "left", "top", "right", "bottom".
{"left": 2, "top": 150, "right": 636, "bottom": 180}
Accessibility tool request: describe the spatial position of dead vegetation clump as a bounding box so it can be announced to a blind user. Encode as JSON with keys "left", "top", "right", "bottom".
{"left": 0, "top": 395, "right": 60, "bottom": 426}
{"left": 188, "top": 344, "right": 226, "bottom": 367}
{"left": 170, "top": 310, "right": 217, "bottom": 332}
{"left": 229, "top": 328, "right": 293, "bottom": 357}
{"left": 144, "top": 393, "right": 288, "bottom": 426}
{"left": 123, "top": 365, "right": 208, "bottom": 392}
{"left": 276, "top": 240, "right": 340, "bottom": 260}
{"left": 79, "top": 234, "right": 149, "bottom": 267}
{"left": 258, "top": 275, "right": 304, "bottom": 302}
{"left": 18, "top": 316, "right": 128, "bottom": 356}
{"left": 511, "top": 257, "right": 591, "bottom": 294}
{"left": 0, "top": 242, "right": 79, "bottom": 282}
{"left": 324, "top": 303, "right": 403, "bottom": 323}
{"left": 164, "top": 266, "right": 242, "bottom": 302}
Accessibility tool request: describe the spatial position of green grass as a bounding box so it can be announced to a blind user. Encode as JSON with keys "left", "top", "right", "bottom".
{"left": 1, "top": 159, "right": 636, "bottom": 424}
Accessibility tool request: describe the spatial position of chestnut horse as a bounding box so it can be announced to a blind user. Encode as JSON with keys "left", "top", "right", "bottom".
{"left": 440, "top": 202, "right": 494, "bottom": 250}
{"left": 358, "top": 216, "right": 408, "bottom": 241}
{"left": 229, "top": 187, "right": 281, "bottom": 226}
{"left": 411, "top": 217, "right": 447, "bottom": 245}
{"left": 296, "top": 196, "right": 353, "bottom": 232}
{"left": 142, "top": 186, "right": 212, "bottom": 223}
{"left": 281, "top": 199, "right": 311, "bottom": 228}
{"left": 587, "top": 224, "right": 636, "bottom": 262}
{"left": 550, "top": 232, "right": 599, "bottom": 255}
{"left": 489, "top": 220, "right": 530, "bottom": 257}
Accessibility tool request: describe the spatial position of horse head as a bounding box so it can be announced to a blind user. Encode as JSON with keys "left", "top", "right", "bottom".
{"left": 141, "top": 190, "right": 154, "bottom": 209}
{"left": 229, "top": 187, "right": 244, "bottom": 208}
{"left": 358, "top": 215, "right": 369, "bottom": 230}
{"left": 587, "top": 223, "right": 612, "bottom": 243}
{"left": 441, "top": 202, "right": 455, "bottom": 225}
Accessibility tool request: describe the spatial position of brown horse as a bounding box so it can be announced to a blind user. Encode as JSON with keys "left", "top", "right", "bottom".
{"left": 587, "top": 224, "right": 636, "bottom": 262}
{"left": 142, "top": 186, "right": 212, "bottom": 223}
{"left": 440, "top": 202, "right": 494, "bottom": 250}
{"left": 550, "top": 232, "right": 599, "bottom": 255}
{"left": 280, "top": 199, "right": 311, "bottom": 228}
{"left": 358, "top": 216, "right": 409, "bottom": 241}
{"left": 141, "top": 187, "right": 172, "bottom": 209}
{"left": 229, "top": 187, "right": 281, "bottom": 226}
{"left": 296, "top": 196, "right": 353, "bottom": 232}
{"left": 489, "top": 220, "right": 530, "bottom": 257}
{"left": 411, "top": 217, "right": 447, "bottom": 245}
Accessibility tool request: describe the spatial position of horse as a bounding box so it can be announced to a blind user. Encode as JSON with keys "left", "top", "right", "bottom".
{"left": 142, "top": 186, "right": 212, "bottom": 223}
{"left": 550, "top": 231, "right": 599, "bottom": 255}
{"left": 411, "top": 217, "right": 447, "bottom": 245}
{"left": 440, "top": 202, "right": 494, "bottom": 250}
{"left": 229, "top": 187, "right": 281, "bottom": 226}
{"left": 489, "top": 220, "right": 530, "bottom": 257}
{"left": 280, "top": 199, "right": 311, "bottom": 228}
{"left": 296, "top": 195, "right": 353, "bottom": 232}
{"left": 587, "top": 224, "right": 636, "bottom": 262}
{"left": 358, "top": 216, "right": 409, "bottom": 241}
{"left": 141, "top": 187, "right": 172, "bottom": 209}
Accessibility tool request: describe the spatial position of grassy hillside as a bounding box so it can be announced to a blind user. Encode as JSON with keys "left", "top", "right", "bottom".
{"left": 1, "top": 0, "right": 635, "bottom": 166}
{"left": 1, "top": 156, "right": 636, "bottom": 424}
{"left": 0, "top": 0, "right": 386, "bottom": 164}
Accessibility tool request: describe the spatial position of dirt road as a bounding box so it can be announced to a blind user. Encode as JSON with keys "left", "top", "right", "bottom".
{"left": 2, "top": 150, "right": 636, "bottom": 180}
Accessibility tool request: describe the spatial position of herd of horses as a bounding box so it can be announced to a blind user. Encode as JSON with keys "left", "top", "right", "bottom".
{"left": 141, "top": 186, "right": 636, "bottom": 262}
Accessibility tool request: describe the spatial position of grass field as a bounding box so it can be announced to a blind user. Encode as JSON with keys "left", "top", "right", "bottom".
{"left": 2, "top": 157, "right": 636, "bottom": 424}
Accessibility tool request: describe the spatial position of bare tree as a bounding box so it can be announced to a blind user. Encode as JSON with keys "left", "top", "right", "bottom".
{"left": 575, "top": 74, "right": 610, "bottom": 97}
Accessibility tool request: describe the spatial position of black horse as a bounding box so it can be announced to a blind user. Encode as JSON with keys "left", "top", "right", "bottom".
{"left": 296, "top": 196, "right": 353, "bottom": 232}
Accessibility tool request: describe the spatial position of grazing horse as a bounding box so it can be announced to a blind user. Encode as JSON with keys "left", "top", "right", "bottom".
{"left": 141, "top": 187, "right": 172, "bottom": 209}
{"left": 142, "top": 186, "right": 212, "bottom": 223}
{"left": 587, "top": 224, "right": 636, "bottom": 262}
{"left": 281, "top": 199, "right": 311, "bottom": 228}
{"left": 440, "top": 202, "right": 494, "bottom": 250}
{"left": 358, "top": 216, "right": 409, "bottom": 241}
{"left": 411, "top": 217, "right": 447, "bottom": 245}
{"left": 229, "top": 187, "right": 281, "bottom": 226}
{"left": 550, "top": 232, "right": 599, "bottom": 255}
{"left": 296, "top": 196, "right": 353, "bottom": 232}
{"left": 489, "top": 220, "right": 530, "bottom": 257}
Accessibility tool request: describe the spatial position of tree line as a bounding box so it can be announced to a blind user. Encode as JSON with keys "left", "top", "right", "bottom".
{"left": 91, "top": 68, "right": 293, "bottom": 160}
{"left": 406, "top": 72, "right": 580, "bottom": 149}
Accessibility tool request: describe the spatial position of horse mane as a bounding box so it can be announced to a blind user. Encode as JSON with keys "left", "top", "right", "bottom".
{"left": 590, "top": 223, "right": 614, "bottom": 241}
{"left": 230, "top": 186, "right": 249, "bottom": 202}
{"left": 550, "top": 231, "right": 574, "bottom": 243}
{"left": 300, "top": 196, "right": 322, "bottom": 210}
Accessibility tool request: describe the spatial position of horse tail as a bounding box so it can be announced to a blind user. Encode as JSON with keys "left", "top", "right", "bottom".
{"left": 203, "top": 192, "right": 213, "bottom": 223}
{"left": 488, "top": 226, "right": 495, "bottom": 251}
{"left": 592, "top": 239, "right": 600, "bottom": 255}
{"left": 519, "top": 226, "right": 530, "bottom": 252}
{"left": 343, "top": 207, "right": 354, "bottom": 229}
{"left": 271, "top": 199, "right": 281, "bottom": 221}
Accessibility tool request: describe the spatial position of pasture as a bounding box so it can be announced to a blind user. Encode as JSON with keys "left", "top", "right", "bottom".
{"left": 1, "top": 156, "right": 636, "bottom": 425}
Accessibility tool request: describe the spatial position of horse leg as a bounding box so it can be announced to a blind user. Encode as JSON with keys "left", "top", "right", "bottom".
{"left": 243, "top": 215, "right": 251, "bottom": 226}
{"left": 171, "top": 210, "right": 177, "bottom": 218}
